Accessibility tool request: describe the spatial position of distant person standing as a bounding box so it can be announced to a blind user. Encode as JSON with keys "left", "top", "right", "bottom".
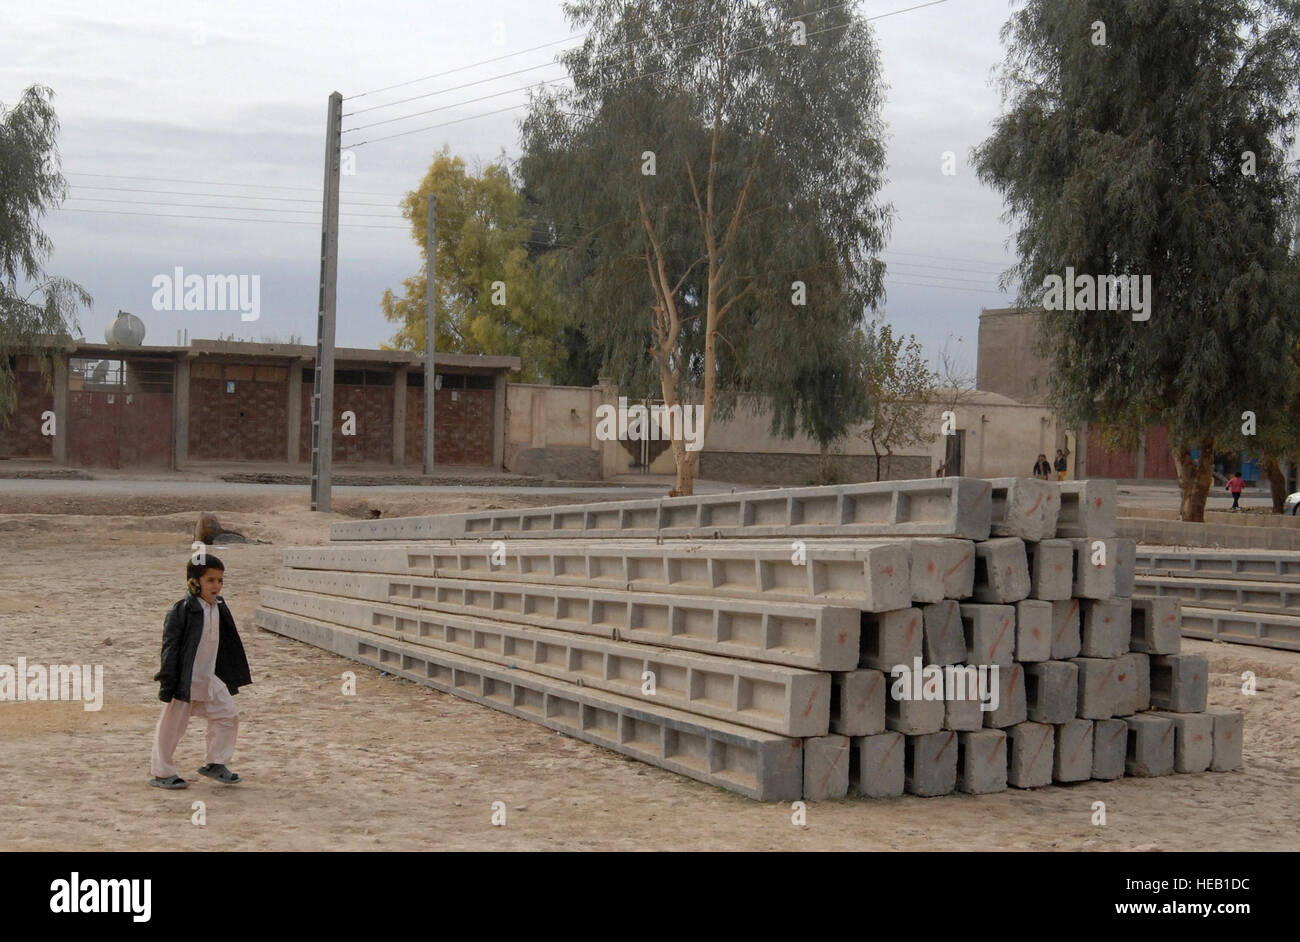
{"left": 1033, "top": 454, "right": 1051, "bottom": 480}
{"left": 1054, "top": 449, "right": 1068, "bottom": 481}
{"left": 1226, "top": 471, "right": 1245, "bottom": 511}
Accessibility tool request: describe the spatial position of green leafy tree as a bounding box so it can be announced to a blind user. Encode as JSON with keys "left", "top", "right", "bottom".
{"left": 381, "top": 147, "right": 573, "bottom": 383}
{"left": 858, "top": 323, "right": 937, "bottom": 481}
{"left": 1239, "top": 334, "right": 1300, "bottom": 512}
{"left": 519, "top": 0, "right": 890, "bottom": 494}
{"left": 0, "top": 85, "right": 90, "bottom": 423}
{"left": 973, "top": 0, "right": 1300, "bottom": 521}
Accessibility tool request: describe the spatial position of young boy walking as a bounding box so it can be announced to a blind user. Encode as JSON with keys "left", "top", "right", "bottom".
{"left": 149, "top": 554, "right": 253, "bottom": 789}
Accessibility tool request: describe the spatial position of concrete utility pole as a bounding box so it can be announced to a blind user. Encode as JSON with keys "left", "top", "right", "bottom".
{"left": 423, "top": 193, "right": 436, "bottom": 475}
{"left": 310, "top": 91, "right": 342, "bottom": 511}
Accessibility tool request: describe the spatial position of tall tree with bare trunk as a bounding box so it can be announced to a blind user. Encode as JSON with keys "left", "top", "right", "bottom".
{"left": 519, "top": 0, "right": 890, "bottom": 494}
{"left": 974, "top": 0, "right": 1300, "bottom": 521}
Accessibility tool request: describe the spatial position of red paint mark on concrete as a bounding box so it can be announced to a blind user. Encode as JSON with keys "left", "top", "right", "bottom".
{"left": 1028, "top": 728, "right": 1051, "bottom": 767}
{"left": 992, "top": 620, "right": 1011, "bottom": 659}
{"left": 854, "top": 676, "right": 881, "bottom": 710}
{"left": 820, "top": 742, "right": 847, "bottom": 791}
{"left": 946, "top": 552, "right": 973, "bottom": 578}
{"left": 803, "top": 687, "right": 820, "bottom": 717}
{"left": 1068, "top": 728, "right": 1087, "bottom": 762}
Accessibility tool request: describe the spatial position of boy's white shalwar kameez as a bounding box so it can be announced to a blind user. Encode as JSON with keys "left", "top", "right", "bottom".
{"left": 150, "top": 595, "right": 240, "bottom": 778}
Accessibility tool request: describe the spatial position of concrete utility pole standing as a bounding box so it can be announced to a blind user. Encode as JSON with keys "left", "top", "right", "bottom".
{"left": 423, "top": 193, "right": 436, "bottom": 474}
{"left": 310, "top": 91, "right": 342, "bottom": 511}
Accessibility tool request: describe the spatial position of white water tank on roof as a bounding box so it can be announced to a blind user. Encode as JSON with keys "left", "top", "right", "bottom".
{"left": 105, "top": 310, "right": 146, "bottom": 346}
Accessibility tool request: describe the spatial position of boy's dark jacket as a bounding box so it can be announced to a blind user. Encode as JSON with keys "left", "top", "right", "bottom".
{"left": 154, "top": 593, "right": 253, "bottom": 702}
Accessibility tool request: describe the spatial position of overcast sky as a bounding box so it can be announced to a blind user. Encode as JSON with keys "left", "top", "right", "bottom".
{"left": 3, "top": 0, "right": 1021, "bottom": 377}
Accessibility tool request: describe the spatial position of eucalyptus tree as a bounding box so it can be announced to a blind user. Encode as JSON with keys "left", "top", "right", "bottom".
{"left": 520, "top": 0, "right": 890, "bottom": 493}
{"left": 974, "top": 0, "right": 1300, "bottom": 520}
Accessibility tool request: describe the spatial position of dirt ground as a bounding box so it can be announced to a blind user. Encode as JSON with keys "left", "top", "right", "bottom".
{"left": 1, "top": 489, "right": 1297, "bottom": 851}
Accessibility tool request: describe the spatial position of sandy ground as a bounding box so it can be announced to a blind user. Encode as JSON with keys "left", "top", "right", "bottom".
{"left": 1, "top": 490, "right": 1297, "bottom": 851}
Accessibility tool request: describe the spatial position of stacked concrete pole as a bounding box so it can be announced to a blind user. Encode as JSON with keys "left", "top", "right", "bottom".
{"left": 1134, "top": 547, "right": 1300, "bottom": 652}
{"left": 254, "top": 476, "right": 1243, "bottom": 802}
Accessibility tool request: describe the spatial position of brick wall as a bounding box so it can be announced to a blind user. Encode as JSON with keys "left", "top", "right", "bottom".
{"left": 333, "top": 384, "right": 392, "bottom": 463}
{"left": 404, "top": 385, "right": 494, "bottom": 466}
{"left": 298, "top": 382, "right": 393, "bottom": 464}
{"left": 189, "top": 362, "right": 287, "bottom": 461}
{"left": 0, "top": 362, "right": 54, "bottom": 458}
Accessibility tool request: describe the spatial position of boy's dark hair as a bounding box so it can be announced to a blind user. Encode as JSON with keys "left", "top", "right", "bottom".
{"left": 187, "top": 554, "right": 225, "bottom": 582}
{"left": 186, "top": 554, "right": 225, "bottom": 594}
{"left": 1236, "top": 470, "right": 1242, "bottom": 476}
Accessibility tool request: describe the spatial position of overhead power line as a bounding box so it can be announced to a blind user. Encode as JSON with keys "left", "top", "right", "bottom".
{"left": 54, "top": 207, "right": 408, "bottom": 230}
{"left": 345, "top": 59, "right": 569, "bottom": 117}
{"left": 68, "top": 183, "right": 399, "bottom": 207}
{"left": 347, "top": 0, "right": 951, "bottom": 146}
{"left": 345, "top": 0, "right": 943, "bottom": 107}
{"left": 345, "top": 32, "right": 585, "bottom": 101}
{"left": 62, "top": 170, "right": 405, "bottom": 198}
{"left": 882, "top": 248, "right": 1011, "bottom": 268}
{"left": 885, "top": 276, "right": 1007, "bottom": 296}
{"left": 64, "top": 196, "right": 404, "bottom": 219}
{"left": 344, "top": 0, "right": 855, "bottom": 118}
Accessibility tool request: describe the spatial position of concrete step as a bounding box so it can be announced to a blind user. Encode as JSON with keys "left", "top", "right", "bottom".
{"left": 1134, "top": 574, "right": 1300, "bottom": 615}
{"left": 270, "top": 567, "right": 861, "bottom": 670}
{"left": 258, "top": 586, "right": 831, "bottom": 736}
{"left": 1123, "top": 518, "right": 1300, "bottom": 551}
{"left": 281, "top": 539, "right": 914, "bottom": 612}
{"left": 253, "top": 606, "right": 804, "bottom": 801}
{"left": 1137, "top": 548, "right": 1300, "bottom": 583}
{"left": 1178, "top": 606, "right": 1300, "bottom": 652}
{"left": 328, "top": 476, "right": 994, "bottom": 542}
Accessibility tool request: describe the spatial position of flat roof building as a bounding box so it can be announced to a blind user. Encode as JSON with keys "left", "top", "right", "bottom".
{"left": 2, "top": 337, "right": 520, "bottom": 471}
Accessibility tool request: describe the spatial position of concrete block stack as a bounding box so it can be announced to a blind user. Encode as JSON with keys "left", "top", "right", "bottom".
{"left": 253, "top": 476, "right": 1243, "bottom": 802}
{"left": 1134, "top": 547, "right": 1300, "bottom": 652}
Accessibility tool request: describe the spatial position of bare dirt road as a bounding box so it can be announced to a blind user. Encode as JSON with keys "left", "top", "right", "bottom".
{"left": 1, "top": 489, "right": 1296, "bottom": 851}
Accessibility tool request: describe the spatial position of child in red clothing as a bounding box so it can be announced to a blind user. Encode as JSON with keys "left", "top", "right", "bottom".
{"left": 1226, "top": 471, "right": 1245, "bottom": 511}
